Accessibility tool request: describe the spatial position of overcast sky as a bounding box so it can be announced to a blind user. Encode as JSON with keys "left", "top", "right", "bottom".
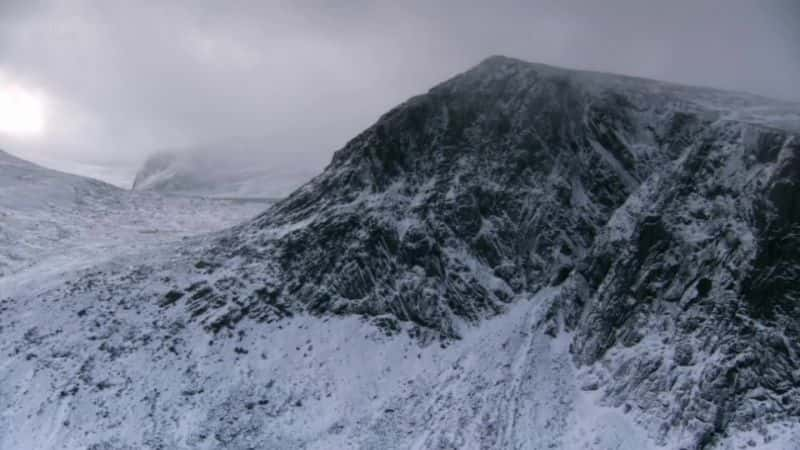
{"left": 1, "top": 0, "right": 799, "bottom": 186}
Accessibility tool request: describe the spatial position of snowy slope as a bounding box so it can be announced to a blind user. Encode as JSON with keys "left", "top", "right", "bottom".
{"left": 0, "top": 148, "right": 268, "bottom": 277}
{"left": 2, "top": 57, "right": 800, "bottom": 449}
{"left": 1, "top": 275, "right": 664, "bottom": 449}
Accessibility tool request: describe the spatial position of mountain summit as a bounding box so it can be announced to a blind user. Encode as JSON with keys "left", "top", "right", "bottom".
{"left": 3, "top": 57, "right": 799, "bottom": 449}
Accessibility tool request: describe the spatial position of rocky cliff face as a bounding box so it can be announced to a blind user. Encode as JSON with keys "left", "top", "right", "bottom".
{"left": 559, "top": 121, "right": 800, "bottom": 447}
{"left": 188, "top": 57, "right": 799, "bottom": 340}
{"left": 191, "top": 57, "right": 711, "bottom": 338}
{"left": 4, "top": 57, "right": 800, "bottom": 448}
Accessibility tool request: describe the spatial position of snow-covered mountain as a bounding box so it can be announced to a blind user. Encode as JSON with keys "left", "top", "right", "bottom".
{"left": 2, "top": 57, "right": 800, "bottom": 449}
{"left": 132, "top": 146, "right": 319, "bottom": 199}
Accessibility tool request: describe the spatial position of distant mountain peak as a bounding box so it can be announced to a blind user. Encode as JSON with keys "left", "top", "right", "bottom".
{"left": 131, "top": 147, "right": 318, "bottom": 199}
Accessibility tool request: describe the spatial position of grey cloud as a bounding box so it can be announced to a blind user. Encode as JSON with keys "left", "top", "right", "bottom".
{"left": 1, "top": 0, "right": 798, "bottom": 184}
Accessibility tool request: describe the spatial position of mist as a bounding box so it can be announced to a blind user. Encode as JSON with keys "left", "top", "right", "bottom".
{"left": 1, "top": 0, "right": 799, "bottom": 186}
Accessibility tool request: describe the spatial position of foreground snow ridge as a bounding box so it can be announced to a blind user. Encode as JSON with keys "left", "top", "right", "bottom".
{"left": 2, "top": 56, "right": 800, "bottom": 449}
